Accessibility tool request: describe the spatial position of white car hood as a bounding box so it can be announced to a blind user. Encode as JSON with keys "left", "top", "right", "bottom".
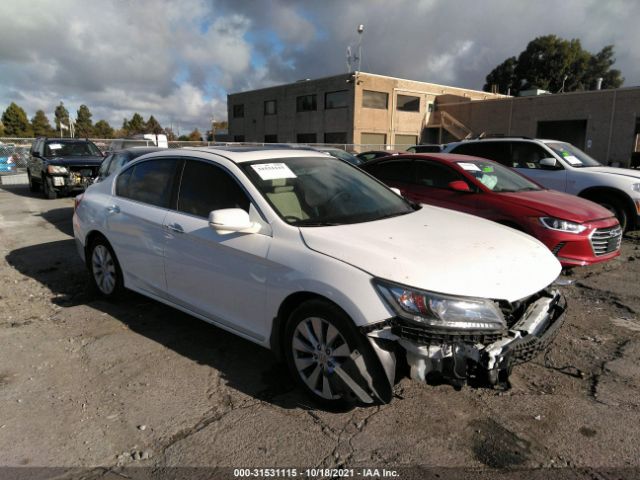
{"left": 300, "top": 206, "right": 561, "bottom": 303}
{"left": 584, "top": 166, "right": 640, "bottom": 180}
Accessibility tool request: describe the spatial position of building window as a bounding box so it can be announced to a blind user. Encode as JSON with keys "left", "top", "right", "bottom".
{"left": 233, "top": 104, "right": 244, "bottom": 118}
{"left": 427, "top": 102, "right": 435, "bottom": 113}
{"left": 264, "top": 100, "right": 277, "bottom": 115}
{"left": 296, "top": 133, "right": 317, "bottom": 144}
{"left": 264, "top": 134, "right": 278, "bottom": 143}
{"left": 233, "top": 135, "right": 245, "bottom": 142}
{"left": 296, "top": 94, "right": 317, "bottom": 112}
{"left": 362, "top": 90, "right": 388, "bottom": 109}
{"left": 397, "top": 95, "right": 420, "bottom": 112}
{"left": 324, "top": 132, "right": 347, "bottom": 144}
{"left": 361, "top": 133, "right": 387, "bottom": 148}
{"left": 395, "top": 134, "right": 418, "bottom": 147}
{"left": 325, "top": 90, "right": 348, "bottom": 109}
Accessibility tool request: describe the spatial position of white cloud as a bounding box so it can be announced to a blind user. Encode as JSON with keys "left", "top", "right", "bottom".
{"left": 0, "top": 0, "right": 638, "bottom": 133}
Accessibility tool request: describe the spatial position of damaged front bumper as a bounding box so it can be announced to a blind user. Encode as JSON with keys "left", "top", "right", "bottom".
{"left": 365, "top": 289, "right": 567, "bottom": 393}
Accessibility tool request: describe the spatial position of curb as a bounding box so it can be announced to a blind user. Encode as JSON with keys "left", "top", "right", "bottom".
{"left": 0, "top": 173, "right": 29, "bottom": 186}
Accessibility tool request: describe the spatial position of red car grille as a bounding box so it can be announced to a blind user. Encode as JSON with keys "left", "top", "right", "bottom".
{"left": 590, "top": 226, "right": 622, "bottom": 256}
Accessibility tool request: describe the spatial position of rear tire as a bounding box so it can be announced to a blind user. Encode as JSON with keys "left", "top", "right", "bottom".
{"left": 88, "top": 237, "right": 124, "bottom": 299}
{"left": 42, "top": 176, "right": 57, "bottom": 199}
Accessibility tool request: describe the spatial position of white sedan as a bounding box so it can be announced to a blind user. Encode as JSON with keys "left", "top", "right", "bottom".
{"left": 73, "top": 147, "right": 566, "bottom": 407}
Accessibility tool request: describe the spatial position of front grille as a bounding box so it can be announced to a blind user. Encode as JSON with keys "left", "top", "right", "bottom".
{"left": 590, "top": 225, "right": 622, "bottom": 256}
{"left": 69, "top": 166, "right": 98, "bottom": 177}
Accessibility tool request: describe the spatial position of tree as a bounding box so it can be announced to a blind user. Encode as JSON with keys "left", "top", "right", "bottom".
{"left": 483, "top": 35, "right": 624, "bottom": 95}
{"left": 93, "top": 120, "right": 114, "bottom": 138}
{"left": 177, "top": 135, "right": 190, "bottom": 141}
{"left": 122, "top": 113, "right": 146, "bottom": 135}
{"left": 31, "top": 110, "right": 54, "bottom": 137}
{"left": 54, "top": 101, "right": 70, "bottom": 134}
{"left": 1, "top": 102, "right": 33, "bottom": 137}
{"left": 0, "top": 122, "right": 4, "bottom": 137}
{"left": 75, "top": 104, "right": 94, "bottom": 137}
{"left": 145, "top": 115, "right": 163, "bottom": 134}
{"left": 188, "top": 128, "right": 202, "bottom": 141}
{"left": 163, "top": 127, "right": 176, "bottom": 141}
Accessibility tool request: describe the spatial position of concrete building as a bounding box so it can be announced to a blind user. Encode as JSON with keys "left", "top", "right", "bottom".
{"left": 228, "top": 72, "right": 640, "bottom": 166}
{"left": 227, "top": 72, "right": 504, "bottom": 149}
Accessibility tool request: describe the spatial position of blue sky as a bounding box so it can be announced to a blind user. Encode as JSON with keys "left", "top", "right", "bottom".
{"left": 0, "top": 0, "right": 638, "bottom": 136}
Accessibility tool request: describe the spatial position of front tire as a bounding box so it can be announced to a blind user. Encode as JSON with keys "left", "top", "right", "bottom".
{"left": 27, "top": 170, "right": 40, "bottom": 192}
{"left": 595, "top": 196, "right": 630, "bottom": 232}
{"left": 42, "top": 176, "right": 57, "bottom": 199}
{"left": 88, "top": 238, "right": 123, "bottom": 298}
{"left": 284, "top": 299, "right": 388, "bottom": 408}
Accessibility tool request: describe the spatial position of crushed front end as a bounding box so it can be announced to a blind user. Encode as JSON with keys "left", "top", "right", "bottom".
{"left": 368, "top": 281, "right": 567, "bottom": 389}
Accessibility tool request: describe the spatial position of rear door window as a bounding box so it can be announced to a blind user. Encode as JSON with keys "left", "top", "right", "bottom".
{"left": 451, "top": 142, "right": 511, "bottom": 166}
{"left": 365, "top": 160, "right": 415, "bottom": 184}
{"left": 177, "top": 160, "right": 250, "bottom": 218}
{"left": 116, "top": 159, "right": 178, "bottom": 208}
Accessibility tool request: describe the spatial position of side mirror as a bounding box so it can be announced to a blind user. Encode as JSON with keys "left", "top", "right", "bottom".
{"left": 448, "top": 180, "right": 472, "bottom": 192}
{"left": 208, "top": 208, "right": 260, "bottom": 234}
{"left": 539, "top": 157, "right": 558, "bottom": 169}
{"left": 32, "top": 151, "right": 41, "bottom": 158}
{"left": 390, "top": 187, "right": 402, "bottom": 196}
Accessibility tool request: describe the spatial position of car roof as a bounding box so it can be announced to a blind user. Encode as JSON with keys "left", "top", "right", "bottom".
{"left": 449, "top": 137, "right": 559, "bottom": 145}
{"left": 174, "top": 146, "right": 330, "bottom": 163}
{"left": 362, "top": 152, "right": 492, "bottom": 165}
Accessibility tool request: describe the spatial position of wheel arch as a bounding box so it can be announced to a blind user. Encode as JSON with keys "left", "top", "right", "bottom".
{"left": 270, "top": 291, "right": 350, "bottom": 361}
{"left": 578, "top": 186, "right": 636, "bottom": 228}
{"left": 83, "top": 230, "right": 110, "bottom": 269}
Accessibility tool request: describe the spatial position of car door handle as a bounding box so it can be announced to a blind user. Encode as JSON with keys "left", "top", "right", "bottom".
{"left": 166, "top": 223, "right": 184, "bottom": 234}
{"left": 106, "top": 205, "right": 120, "bottom": 214}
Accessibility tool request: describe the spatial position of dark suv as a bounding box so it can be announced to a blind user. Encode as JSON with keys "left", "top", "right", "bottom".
{"left": 27, "top": 138, "right": 105, "bottom": 199}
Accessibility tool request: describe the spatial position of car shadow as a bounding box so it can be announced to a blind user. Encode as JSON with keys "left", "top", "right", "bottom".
{"left": 0, "top": 184, "right": 40, "bottom": 198}
{"left": 6, "top": 237, "right": 314, "bottom": 411}
{"left": 38, "top": 207, "right": 75, "bottom": 237}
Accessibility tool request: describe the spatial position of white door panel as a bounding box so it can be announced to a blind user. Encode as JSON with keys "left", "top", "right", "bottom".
{"left": 163, "top": 211, "right": 271, "bottom": 340}
{"left": 106, "top": 198, "right": 169, "bottom": 295}
{"left": 515, "top": 167, "right": 567, "bottom": 192}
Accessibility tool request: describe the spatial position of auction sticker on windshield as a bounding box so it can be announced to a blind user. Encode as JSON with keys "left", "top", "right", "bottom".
{"left": 48, "top": 143, "right": 63, "bottom": 150}
{"left": 251, "top": 163, "right": 297, "bottom": 180}
{"left": 458, "top": 162, "right": 481, "bottom": 171}
{"left": 564, "top": 155, "right": 582, "bottom": 165}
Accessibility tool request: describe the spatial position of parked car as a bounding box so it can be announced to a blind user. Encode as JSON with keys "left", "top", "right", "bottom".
{"left": 108, "top": 134, "right": 168, "bottom": 151}
{"left": 0, "top": 143, "right": 16, "bottom": 173}
{"left": 95, "top": 147, "right": 165, "bottom": 182}
{"left": 362, "top": 153, "right": 622, "bottom": 267}
{"left": 406, "top": 144, "right": 442, "bottom": 153}
{"left": 356, "top": 150, "right": 405, "bottom": 162}
{"left": 313, "top": 147, "right": 363, "bottom": 166}
{"left": 443, "top": 137, "right": 640, "bottom": 231}
{"left": 73, "top": 147, "right": 566, "bottom": 406}
{"left": 27, "top": 138, "right": 105, "bottom": 199}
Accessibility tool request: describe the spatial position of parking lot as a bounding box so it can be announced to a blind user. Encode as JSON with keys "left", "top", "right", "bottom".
{"left": 1, "top": 184, "right": 640, "bottom": 477}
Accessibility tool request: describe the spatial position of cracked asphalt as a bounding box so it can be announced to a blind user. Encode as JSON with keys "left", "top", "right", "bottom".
{"left": 1, "top": 184, "right": 640, "bottom": 477}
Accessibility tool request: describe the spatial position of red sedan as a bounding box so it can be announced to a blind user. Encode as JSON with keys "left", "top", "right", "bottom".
{"left": 362, "top": 153, "right": 622, "bottom": 267}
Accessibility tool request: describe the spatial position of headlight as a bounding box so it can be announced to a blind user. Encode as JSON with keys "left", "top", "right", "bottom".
{"left": 47, "top": 165, "right": 68, "bottom": 174}
{"left": 632, "top": 183, "right": 640, "bottom": 193}
{"left": 539, "top": 217, "right": 586, "bottom": 234}
{"left": 374, "top": 280, "right": 505, "bottom": 331}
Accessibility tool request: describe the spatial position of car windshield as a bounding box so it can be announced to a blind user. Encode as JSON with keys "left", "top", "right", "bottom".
{"left": 545, "top": 142, "right": 601, "bottom": 168}
{"left": 44, "top": 141, "right": 101, "bottom": 157}
{"left": 241, "top": 156, "right": 416, "bottom": 226}
{"left": 456, "top": 160, "right": 542, "bottom": 192}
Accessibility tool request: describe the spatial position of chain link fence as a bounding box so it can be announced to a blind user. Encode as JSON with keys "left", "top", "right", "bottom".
{"left": 0, "top": 137, "right": 415, "bottom": 174}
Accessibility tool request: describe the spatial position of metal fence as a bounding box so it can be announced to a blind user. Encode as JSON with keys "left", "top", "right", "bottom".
{"left": 0, "top": 137, "right": 415, "bottom": 173}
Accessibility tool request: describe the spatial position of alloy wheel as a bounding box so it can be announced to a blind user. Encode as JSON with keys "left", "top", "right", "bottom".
{"left": 291, "top": 317, "right": 352, "bottom": 400}
{"left": 91, "top": 244, "right": 117, "bottom": 295}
